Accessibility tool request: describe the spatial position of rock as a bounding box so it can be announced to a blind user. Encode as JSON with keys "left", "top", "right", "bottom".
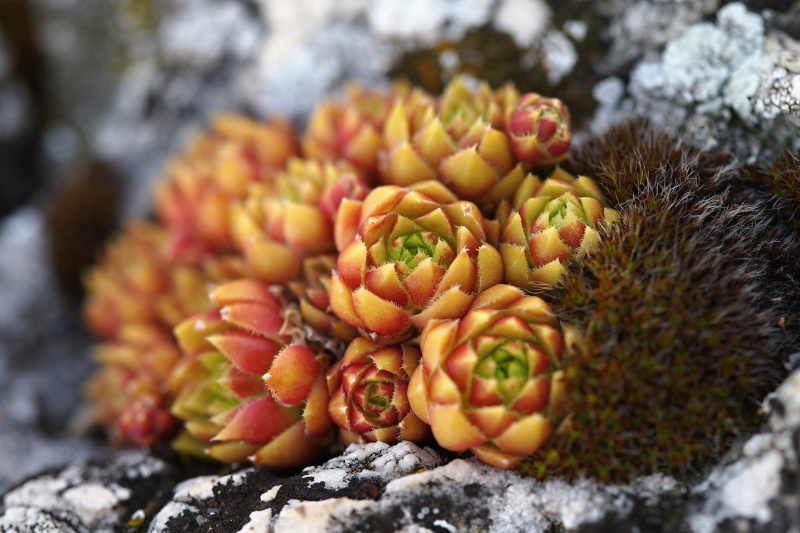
{"left": 619, "top": 2, "right": 800, "bottom": 160}
{"left": 598, "top": 0, "right": 719, "bottom": 74}
{"left": 140, "top": 441, "right": 677, "bottom": 532}
{"left": 8, "top": 359, "right": 796, "bottom": 533}
{"left": 146, "top": 441, "right": 445, "bottom": 532}
{"left": 0, "top": 428, "right": 95, "bottom": 497}
{"left": 0, "top": 208, "right": 97, "bottom": 492}
{"left": 0, "top": 450, "right": 173, "bottom": 533}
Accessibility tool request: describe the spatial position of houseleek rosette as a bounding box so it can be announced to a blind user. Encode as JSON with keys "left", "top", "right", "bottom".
{"left": 380, "top": 77, "right": 526, "bottom": 208}
{"left": 408, "top": 284, "right": 566, "bottom": 469}
{"left": 302, "top": 81, "right": 424, "bottom": 182}
{"left": 84, "top": 222, "right": 234, "bottom": 448}
{"left": 499, "top": 169, "right": 620, "bottom": 288}
{"left": 506, "top": 93, "right": 571, "bottom": 169}
{"left": 170, "top": 279, "right": 333, "bottom": 468}
{"left": 155, "top": 114, "right": 298, "bottom": 261}
{"left": 230, "top": 159, "right": 368, "bottom": 284}
{"left": 330, "top": 180, "right": 503, "bottom": 344}
{"left": 87, "top": 324, "right": 182, "bottom": 448}
{"left": 287, "top": 255, "right": 359, "bottom": 344}
{"left": 326, "top": 336, "right": 430, "bottom": 444}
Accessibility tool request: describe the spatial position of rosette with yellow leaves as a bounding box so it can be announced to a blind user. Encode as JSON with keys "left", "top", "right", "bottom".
{"left": 326, "top": 337, "right": 430, "bottom": 444}
{"left": 408, "top": 285, "right": 566, "bottom": 469}
{"left": 330, "top": 181, "right": 503, "bottom": 344}
{"left": 230, "top": 159, "right": 368, "bottom": 284}
{"left": 155, "top": 114, "right": 298, "bottom": 261}
{"left": 380, "top": 77, "right": 527, "bottom": 208}
{"left": 499, "top": 170, "right": 620, "bottom": 288}
{"left": 302, "top": 82, "right": 425, "bottom": 182}
{"left": 83, "top": 222, "right": 199, "bottom": 337}
{"left": 83, "top": 221, "right": 240, "bottom": 447}
{"left": 170, "top": 280, "right": 333, "bottom": 469}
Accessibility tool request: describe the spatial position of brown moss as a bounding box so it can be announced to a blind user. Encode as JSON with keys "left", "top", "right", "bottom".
{"left": 566, "top": 118, "right": 732, "bottom": 207}
{"left": 522, "top": 121, "right": 799, "bottom": 482}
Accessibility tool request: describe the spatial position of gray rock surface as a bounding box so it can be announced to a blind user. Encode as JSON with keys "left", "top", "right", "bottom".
{"left": 602, "top": 2, "right": 800, "bottom": 160}
{"left": 0, "top": 450, "right": 172, "bottom": 533}
{"left": 133, "top": 365, "right": 800, "bottom": 532}
{"left": 0, "top": 208, "right": 97, "bottom": 493}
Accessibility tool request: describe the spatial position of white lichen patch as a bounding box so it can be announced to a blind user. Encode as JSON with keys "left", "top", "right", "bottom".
{"left": 147, "top": 502, "right": 200, "bottom": 533}
{"left": 113, "top": 450, "right": 170, "bottom": 481}
{"left": 368, "top": 0, "right": 448, "bottom": 43}
{"left": 172, "top": 475, "right": 220, "bottom": 503}
{"left": 4, "top": 476, "right": 132, "bottom": 531}
{"left": 1, "top": 449, "right": 171, "bottom": 532}
{"left": 493, "top": 0, "right": 551, "bottom": 48}
{"left": 541, "top": 30, "right": 578, "bottom": 85}
{"left": 237, "top": 508, "right": 273, "bottom": 533}
{"left": 302, "top": 441, "right": 444, "bottom": 491}
{"left": 630, "top": 3, "right": 763, "bottom": 115}
{"left": 771, "top": 368, "right": 800, "bottom": 431}
{"left": 159, "top": 0, "right": 258, "bottom": 69}
{"left": 273, "top": 498, "right": 373, "bottom": 532}
{"left": 686, "top": 368, "right": 800, "bottom": 533}
{"left": 384, "top": 458, "right": 677, "bottom": 532}
{"left": 432, "top": 519, "right": 457, "bottom": 533}
{"left": 720, "top": 451, "right": 783, "bottom": 523}
{"left": 623, "top": 1, "right": 800, "bottom": 158}
{"left": 261, "top": 485, "right": 282, "bottom": 503}
{"left": 689, "top": 446, "right": 784, "bottom": 533}
{"left": 62, "top": 483, "right": 131, "bottom": 518}
{"left": 368, "top": 0, "right": 495, "bottom": 44}
{"left": 752, "top": 34, "right": 800, "bottom": 125}
{"left": 0, "top": 506, "right": 79, "bottom": 533}
{"left": 4, "top": 477, "right": 70, "bottom": 509}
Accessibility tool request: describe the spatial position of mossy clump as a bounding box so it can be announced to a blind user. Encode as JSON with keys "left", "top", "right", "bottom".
{"left": 566, "top": 118, "right": 731, "bottom": 207}
{"left": 522, "top": 120, "right": 800, "bottom": 482}
{"left": 741, "top": 151, "right": 800, "bottom": 231}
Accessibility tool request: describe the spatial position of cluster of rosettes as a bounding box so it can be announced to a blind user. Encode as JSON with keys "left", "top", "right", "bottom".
{"left": 84, "top": 77, "right": 618, "bottom": 470}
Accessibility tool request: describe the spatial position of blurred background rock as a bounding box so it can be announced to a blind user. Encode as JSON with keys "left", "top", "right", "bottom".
{"left": 2, "top": 0, "right": 800, "bottom": 498}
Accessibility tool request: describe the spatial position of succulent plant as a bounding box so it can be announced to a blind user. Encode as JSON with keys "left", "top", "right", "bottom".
{"left": 230, "top": 159, "right": 368, "bottom": 284}
{"left": 83, "top": 85, "right": 799, "bottom": 482}
{"left": 380, "top": 77, "right": 531, "bottom": 209}
{"left": 85, "top": 323, "right": 183, "bottom": 447}
{"left": 84, "top": 222, "right": 171, "bottom": 337}
{"left": 155, "top": 114, "right": 298, "bottom": 262}
{"left": 287, "top": 254, "right": 359, "bottom": 344}
{"left": 83, "top": 221, "right": 244, "bottom": 447}
{"left": 506, "top": 93, "right": 571, "bottom": 168}
{"left": 116, "top": 393, "right": 178, "bottom": 449}
{"left": 499, "top": 170, "right": 619, "bottom": 288}
{"left": 170, "top": 279, "right": 334, "bottom": 468}
{"left": 326, "top": 336, "right": 430, "bottom": 444}
{"left": 408, "top": 284, "right": 566, "bottom": 469}
{"left": 330, "top": 180, "right": 503, "bottom": 344}
{"left": 303, "top": 81, "right": 427, "bottom": 182}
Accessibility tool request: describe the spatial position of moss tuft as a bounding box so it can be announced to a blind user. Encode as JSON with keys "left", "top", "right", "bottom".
{"left": 523, "top": 120, "right": 800, "bottom": 482}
